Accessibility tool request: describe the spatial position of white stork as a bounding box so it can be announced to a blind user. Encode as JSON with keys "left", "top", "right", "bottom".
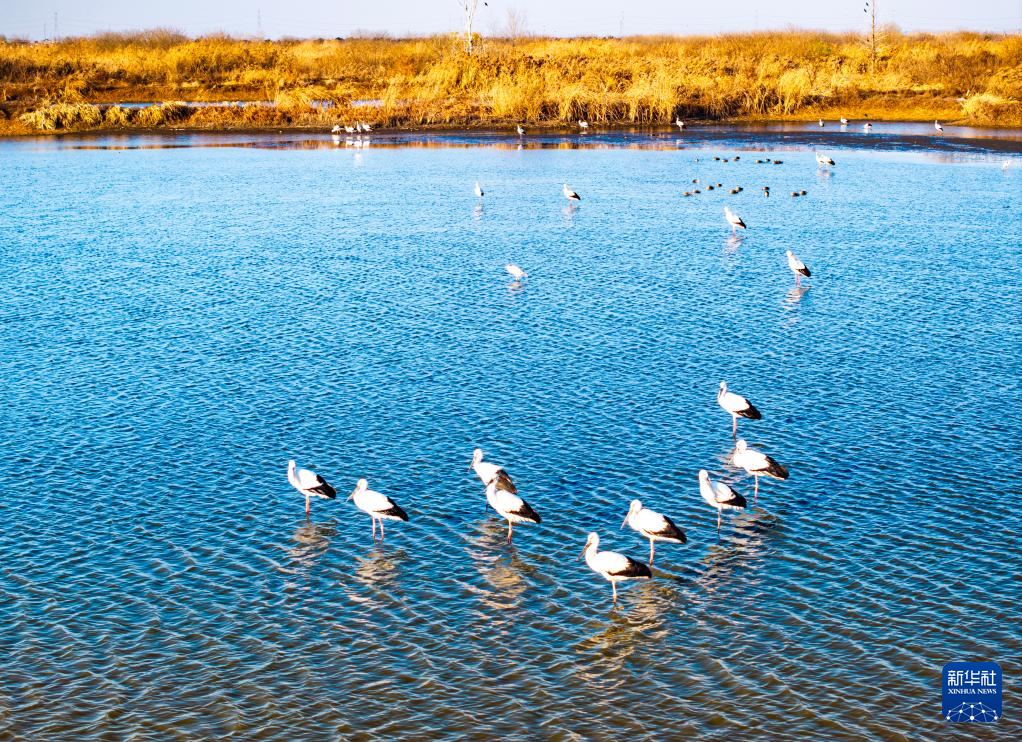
{"left": 731, "top": 439, "right": 789, "bottom": 503}
{"left": 724, "top": 206, "right": 746, "bottom": 232}
{"left": 717, "top": 381, "right": 762, "bottom": 438}
{"left": 516, "top": 124, "right": 525, "bottom": 136}
{"left": 475, "top": 181, "right": 484, "bottom": 198}
{"left": 863, "top": 122, "right": 873, "bottom": 132}
{"left": 622, "top": 499, "right": 686, "bottom": 565}
{"left": 485, "top": 481, "right": 541, "bottom": 543}
{"left": 505, "top": 264, "right": 528, "bottom": 281}
{"left": 816, "top": 153, "right": 835, "bottom": 166}
{"left": 934, "top": 120, "right": 944, "bottom": 134}
{"left": 840, "top": 117, "right": 849, "bottom": 125}
{"left": 348, "top": 478, "right": 409, "bottom": 541}
{"left": 675, "top": 118, "right": 685, "bottom": 129}
{"left": 580, "top": 532, "right": 652, "bottom": 605}
{"left": 578, "top": 120, "right": 589, "bottom": 131}
{"left": 698, "top": 470, "right": 747, "bottom": 534}
{"left": 563, "top": 183, "right": 581, "bottom": 201}
{"left": 287, "top": 459, "right": 337, "bottom": 516}
{"left": 818, "top": 118, "right": 824, "bottom": 127}
{"left": 469, "top": 448, "right": 517, "bottom": 493}
{"left": 786, "top": 249, "right": 811, "bottom": 286}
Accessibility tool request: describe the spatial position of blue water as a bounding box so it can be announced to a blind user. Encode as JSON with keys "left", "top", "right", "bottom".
{"left": 1, "top": 129, "right": 1020, "bottom": 739}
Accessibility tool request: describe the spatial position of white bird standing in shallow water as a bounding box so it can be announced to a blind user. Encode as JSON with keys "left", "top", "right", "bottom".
{"left": 287, "top": 459, "right": 337, "bottom": 516}
{"left": 934, "top": 120, "right": 944, "bottom": 134}
{"left": 717, "top": 381, "right": 762, "bottom": 438}
{"left": 563, "top": 183, "right": 581, "bottom": 201}
{"left": 622, "top": 500, "right": 686, "bottom": 565}
{"left": 863, "top": 122, "right": 873, "bottom": 132}
{"left": 348, "top": 478, "right": 409, "bottom": 541}
{"left": 578, "top": 120, "right": 589, "bottom": 131}
{"left": 675, "top": 118, "right": 685, "bottom": 129}
{"left": 580, "top": 532, "right": 652, "bottom": 605}
{"left": 505, "top": 264, "right": 528, "bottom": 281}
{"left": 724, "top": 206, "right": 746, "bottom": 232}
{"left": 516, "top": 124, "right": 525, "bottom": 136}
{"left": 485, "top": 481, "right": 541, "bottom": 543}
{"left": 469, "top": 448, "right": 517, "bottom": 493}
{"left": 698, "top": 469, "right": 747, "bottom": 534}
{"left": 475, "top": 181, "right": 484, "bottom": 199}
{"left": 816, "top": 153, "right": 835, "bottom": 166}
{"left": 731, "top": 439, "right": 789, "bottom": 503}
{"left": 818, "top": 118, "right": 824, "bottom": 127}
{"left": 786, "top": 249, "right": 811, "bottom": 286}
{"left": 840, "top": 117, "right": 849, "bottom": 125}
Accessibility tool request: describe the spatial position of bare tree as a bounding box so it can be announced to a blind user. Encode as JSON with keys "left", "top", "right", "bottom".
{"left": 864, "top": 1, "right": 878, "bottom": 71}
{"left": 456, "top": 0, "right": 487, "bottom": 54}
{"left": 504, "top": 7, "right": 529, "bottom": 44}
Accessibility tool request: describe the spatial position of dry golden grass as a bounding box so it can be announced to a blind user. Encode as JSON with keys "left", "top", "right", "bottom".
{"left": 2, "top": 30, "right": 1020, "bottom": 132}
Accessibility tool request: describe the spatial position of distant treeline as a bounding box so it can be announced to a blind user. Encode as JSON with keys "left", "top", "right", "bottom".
{"left": 1, "top": 29, "right": 1020, "bottom": 133}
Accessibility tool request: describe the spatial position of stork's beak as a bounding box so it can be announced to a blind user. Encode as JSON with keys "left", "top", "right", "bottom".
{"left": 347, "top": 489, "right": 357, "bottom": 501}
{"left": 467, "top": 460, "right": 473, "bottom": 471}
{"left": 621, "top": 513, "right": 629, "bottom": 529}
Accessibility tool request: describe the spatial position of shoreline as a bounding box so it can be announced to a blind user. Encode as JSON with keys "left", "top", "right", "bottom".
{"left": 5, "top": 115, "right": 1022, "bottom": 140}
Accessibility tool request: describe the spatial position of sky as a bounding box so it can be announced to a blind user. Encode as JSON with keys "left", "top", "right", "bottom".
{"left": 2, "top": 0, "right": 1021, "bottom": 40}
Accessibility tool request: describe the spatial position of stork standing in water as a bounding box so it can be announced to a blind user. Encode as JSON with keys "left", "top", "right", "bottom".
{"left": 516, "top": 124, "right": 525, "bottom": 136}
{"left": 675, "top": 118, "right": 685, "bottom": 130}
{"left": 717, "top": 382, "right": 762, "bottom": 438}
{"left": 580, "top": 532, "right": 652, "bottom": 605}
{"left": 475, "top": 181, "right": 484, "bottom": 199}
{"left": 863, "top": 122, "right": 873, "bottom": 132}
{"left": 485, "top": 481, "right": 541, "bottom": 543}
{"left": 786, "top": 249, "right": 811, "bottom": 286}
{"left": 469, "top": 448, "right": 517, "bottom": 493}
{"left": 840, "top": 117, "right": 849, "bottom": 125}
{"left": 698, "top": 470, "right": 747, "bottom": 534}
{"left": 724, "top": 206, "right": 746, "bottom": 233}
{"left": 622, "top": 500, "right": 686, "bottom": 565}
{"left": 731, "top": 439, "right": 789, "bottom": 503}
{"left": 348, "top": 479, "right": 409, "bottom": 541}
{"left": 563, "top": 183, "right": 581, "bottom": 202}
{"left": 818, "top": 118, "right": 824, "bottom": 127}
{"left": 287, "top": 460, "right": 337, "bottom": 516}
{"left": 578, "top": 120, "right": 589, "bottom": 131}
{"left": 505, "top": 264, "right": 528, "bottom": 282}
{"left": 816, "top": 153, "right": 835, "bottom": 167}
{"left": 934, "top": 120, "right": 944, "bottom": 134}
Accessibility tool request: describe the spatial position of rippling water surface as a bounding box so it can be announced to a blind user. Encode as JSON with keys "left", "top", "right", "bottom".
{"left": 1, "top": 127, "right": 1020, "bottom": 739}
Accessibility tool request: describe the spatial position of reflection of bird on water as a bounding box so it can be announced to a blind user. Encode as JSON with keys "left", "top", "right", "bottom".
{"left": 785, "top": 285, "right": 810, "bottom": 306}
{"left": 283, "top": 520, "right": 337, "bottom": 573}
{"left": 352, "top": 546, "right": 407, "bottom": 588}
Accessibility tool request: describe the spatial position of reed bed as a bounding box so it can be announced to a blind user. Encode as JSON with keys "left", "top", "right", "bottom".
{"left": 2, "top": 30, "right": 1020, "bottom": 133}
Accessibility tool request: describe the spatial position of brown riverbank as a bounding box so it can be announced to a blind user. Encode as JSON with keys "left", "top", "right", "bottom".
{"left": 2, "top": 30, "right": 1020, "bottom": 136}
